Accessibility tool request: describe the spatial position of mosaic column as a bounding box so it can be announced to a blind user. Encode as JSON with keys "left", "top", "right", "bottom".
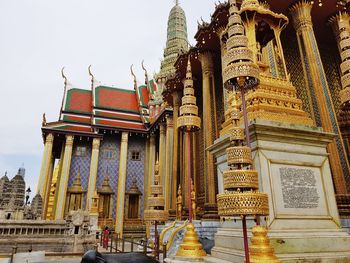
{"left": 54, "top": 135, "right": 74, "bottom": 220}
{"left": 86, "top": 137, "right": 101, "bottom": 211}
{"left": 171, "top": 92, "right": 181, "bottom": 211}
{"left": 290, "top": 1, "right": 350, "bottom": 194}
{"left": 144, "top": 139, "right": 150, "bottom": 208}
{"left": 38, "top": 133, "right": 54, "bottom": 199}
{"left": 147, "top": 134, "right": 156, "bottom": 203}
{"left": 199, "top": 51, "right": 218, "bottom": 217}
{"left": 115, "top": 132, "right": 129, "bottom": 237}
{"left": 164, "top": 116, "right": 174, "bottom": 210}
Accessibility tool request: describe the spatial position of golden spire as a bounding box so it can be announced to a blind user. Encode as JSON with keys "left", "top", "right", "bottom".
{"left": 175, "top": 57, "right": 206, "bottom": 259}
{"left": 177, "top": 58, "right": 201, "bottom": 131}
{"left": 222, "top": 0, "right": 259, "bottom": 87}
{"left": 68, "top": 167, "right": 85, "bottom": 193}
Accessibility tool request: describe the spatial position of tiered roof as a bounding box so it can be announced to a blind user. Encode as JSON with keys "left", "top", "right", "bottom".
{"left": 42, "top": 75, "right": 169, "bottom": 136}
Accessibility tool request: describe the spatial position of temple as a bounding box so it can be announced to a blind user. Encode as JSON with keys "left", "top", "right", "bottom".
{"left": 35, "top": 0, "right": 350, "bottom": 261}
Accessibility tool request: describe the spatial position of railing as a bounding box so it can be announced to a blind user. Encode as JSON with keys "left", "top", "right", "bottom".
{"left": 100, "top": 232, "right": 167, "bottom": 262}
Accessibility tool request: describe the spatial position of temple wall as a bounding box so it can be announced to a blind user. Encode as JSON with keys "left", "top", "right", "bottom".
{"left": 282, "top": 31, "right": 314, "bottom": 119}
{"left": 96, "top": 135, "right": 120, "bottom": 219}
{"left": 126, "top": 136, "right": 146, "bottom": 217}
{"left": 67, "top": 141, "right": 92, "bottom": 208}
{"left": 319, "top": 41, "right": 342, "bottom": 115}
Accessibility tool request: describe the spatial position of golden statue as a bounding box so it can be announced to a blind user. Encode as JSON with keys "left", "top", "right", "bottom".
{"left": 176, "top": 185, "right": 182, "bottom": 220}
{"left": 191, "top": 180, "right": 196, "bottom": 220}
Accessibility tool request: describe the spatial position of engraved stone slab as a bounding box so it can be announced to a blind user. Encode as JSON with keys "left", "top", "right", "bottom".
{"left": 271, "top": 164, "right": 328, "bottom": 217}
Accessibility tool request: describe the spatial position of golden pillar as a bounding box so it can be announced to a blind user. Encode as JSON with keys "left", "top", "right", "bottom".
{"left": 115, "top": 132, "right": 129, "bottom": 236}
{"left": 171, "top": 92, "right": 181, "bottom": 211}
{"left": 159, "top": 123, "right": 166, "bottom": 187}
{"left": 42, "top": 155, "right": 55, "bottom": 218}
{"left": 290, "top": 1, "right": 350, "bottom": 194}
{"left": 38, "top": 133, "right": 54, "bottom": 203}
{"left": 54, "top": 135, "right": 74, "bottom": 220}
{"left": 164, "top": 115, "right": 174, "bottom": 210}
{"left": 199, "top": 51, "right": 218, "bottom": 214}
{"left": 86, "top": 137, "right": 101, "bottom": 211}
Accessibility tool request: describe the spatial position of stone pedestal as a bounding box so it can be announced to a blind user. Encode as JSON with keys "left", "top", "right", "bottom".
{"left": 207, "top": 120, "right": 350, "bottom": 262}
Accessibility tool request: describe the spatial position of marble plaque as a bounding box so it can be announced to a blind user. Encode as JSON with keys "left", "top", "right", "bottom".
{"left": 271, "top": 164, "right": 328, "bottom": 217}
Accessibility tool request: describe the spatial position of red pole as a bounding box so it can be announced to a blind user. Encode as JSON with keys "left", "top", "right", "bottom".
{"left": 155, "top": 221, "right": 159, "bottom": 260}
{"left": 242, "top": 215, "right": 250, "bottom": 263}
{"left": 240, "top": 87, "right": 260, "bottom": 226}
{"left": 187, "top": 131, "right": 193, "bottom": 223}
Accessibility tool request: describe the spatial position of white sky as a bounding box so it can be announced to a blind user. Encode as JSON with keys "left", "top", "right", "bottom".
{"left": 0, "top": 0, "right": 217, "bottom": 195}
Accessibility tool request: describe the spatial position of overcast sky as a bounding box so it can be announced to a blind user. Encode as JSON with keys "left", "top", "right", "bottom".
{"left": 0, "top": 0, "right": 217, "bottom": 196}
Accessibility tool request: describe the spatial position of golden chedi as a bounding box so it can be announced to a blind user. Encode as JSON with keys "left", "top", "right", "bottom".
{"left": 249, "top": 226, "right": 280, "bottom": 263}
{"left": 176, "top": 58, "right": 206, "bottom": 258}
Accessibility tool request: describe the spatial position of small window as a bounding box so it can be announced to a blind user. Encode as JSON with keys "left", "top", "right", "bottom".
{"left": 131, "top": 151, "right": 140, "bottom": 161}
{"left": 75, "top": 146, "right": 86, "bottom": 157}
{"left": 103, "top": 149, "right": 116, "bottom": 159}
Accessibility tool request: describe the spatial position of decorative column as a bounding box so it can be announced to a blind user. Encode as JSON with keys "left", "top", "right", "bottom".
{"left": 176, "top": 58, "right": 206, "bottom": 259}
{"left": 164, "top": 116, "right": 174, "bottom": 211}
{"left": 144, "top": 160, "right": 168, "bottom": 260}
{"left": 38, "top": 133, "right": 54, "bottom": 200}
{"left": 147, "top": 134, "right": 156, "bottom": 204}
{"left": 219, "top": 2, "right": 273, "bottom": 262}
{"left": 329, "top": 12, "right": 350, "bottom": 218}
{"left": 199, "top": 51, "right": 218, "bottom": 218}
{"left": 171, "top": 92, "right": 181, "bottom": 212}
{"left": 42, "top": 156, "right": 55, "bottom": 218}
{"left": 290, "top": 1, "right": 350, "bottom": 194}
{"left": 144, "top": 139, "right": 150, "bottom": 209}
{"left": 115, "top": 132, "right": 129, "bottom": 237}
{"left": 86, "top": 137, "right": 101, "bottom": 211}
{"left": 54, "top": 135, "right": 74, "bottom": 220}
{"left": 159, "top": 123, "right": 166, "bottom": 188}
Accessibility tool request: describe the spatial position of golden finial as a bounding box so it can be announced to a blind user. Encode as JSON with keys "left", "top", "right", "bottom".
{"left": 130, "top": 64, "right": 137, "bottom": 89}
{"left": 141, "top": 60, "right": 149, "bottom": 85}
{"left": 61, "top": 67, "right": 67, "bottom": 87}
{"left": 88, "top": 65, "right": 94, "bottom": 80}
{"left": 42, "top": 113, "right": 47, "bottom": 127}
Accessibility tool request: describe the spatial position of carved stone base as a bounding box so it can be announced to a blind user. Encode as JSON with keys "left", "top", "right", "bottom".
{"left": 205, "top": 227, "right": 350, "bottom": 263}
{"left": 202, "top": 204, "right": 219, "bottom": 220}
{"left": 169, "top": 209, "right": 177, "bottom": 220}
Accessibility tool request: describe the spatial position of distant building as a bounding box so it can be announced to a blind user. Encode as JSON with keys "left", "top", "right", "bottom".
{"left": 0, "top": 167, "right": 42, "bottom": 220}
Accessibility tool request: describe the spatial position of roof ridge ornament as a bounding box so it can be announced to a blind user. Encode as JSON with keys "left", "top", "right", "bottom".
{"left": 61, "top": 67, "right": 67, "bottom": 87}
{"left": 130, "top": 64, "right": 137, "bottom": 90}
{"left": 141, "top": 60, "right": 149, "bottom": 85}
